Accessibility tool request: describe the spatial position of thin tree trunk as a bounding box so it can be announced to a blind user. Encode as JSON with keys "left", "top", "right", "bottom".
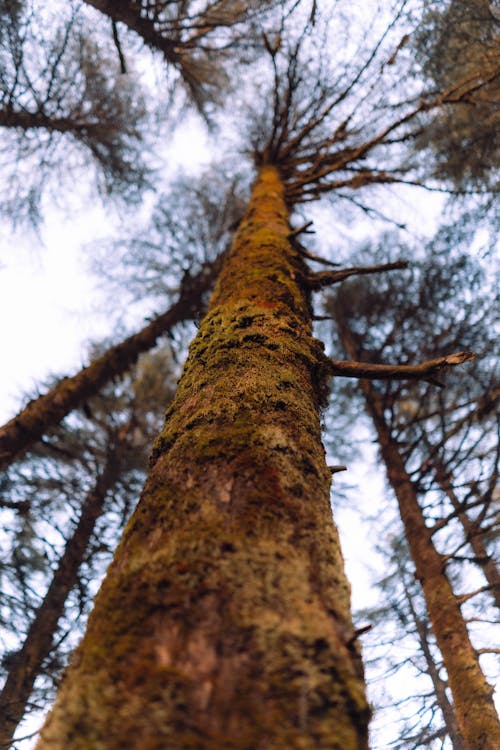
{"left": 0, "top": 264, "right": 216, "bottom": 472}
{"left": 336, "top": 315, "right": 500, "bottom": 750}
{"left": 402, "top": 582, "right": 466, "bottom": 750}
{"left": 432, "top": 460, "right": 500, "bottom": 610}
{"left": 0, "top": 447, "right": 123, "bottom": 748}
{"left": 36, "top": 165, "right": 370, "bottom": 750}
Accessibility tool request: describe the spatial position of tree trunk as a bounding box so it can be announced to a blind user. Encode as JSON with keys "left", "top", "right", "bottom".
{"left": 0, "top": 264, "right": 215, "bottom": 472}
{"left": 336, "top": 315, "right": 500, "bottom": 750}
{"left": 36, "top": 165, "right": 369, "bottom": 750}
{"left": 0, "top": 447, "right": 122, "bottom": 748}
{"left": 402, "top": 581, "right": 466, "bottom": 750}
{"left": 432, "top": 460, "right": 500, "bottom": 610}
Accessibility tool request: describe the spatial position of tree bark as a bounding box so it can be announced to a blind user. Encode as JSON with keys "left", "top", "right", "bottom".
{"left": 402, "top": 582, "right": 466, "bottom": 750}
{"left": 432, "top": 460, "right": 500, "bottom": 611}
{"left": 336, "top": 316, "right": 500, "bottom": 750}
{"left": 0, "top": 265, "right": 215, "bottom": 472}
{"left": 0, "top": 448, "right": 122, "bottom": 748}
{"left": 36, "top": 165, "right": 369, "bottom": 750}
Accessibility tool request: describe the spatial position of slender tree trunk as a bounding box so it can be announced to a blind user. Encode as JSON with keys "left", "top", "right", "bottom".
{"left": 432, "top": 460, "right": 500, "bottom": 610}
{"left": 36, "top": 166, "right": 369, "bottom": 750}
{"left": 336, "top": 315, "right": 500, "bottom": 750}
{"left": 0, "top": 264, "right": 216, "bottom": 472}
{"left": 0, "top": 447, "right": 122, "bottom": 748}
{"left": 402, "top": 582, "right": 466, "bottom": 750}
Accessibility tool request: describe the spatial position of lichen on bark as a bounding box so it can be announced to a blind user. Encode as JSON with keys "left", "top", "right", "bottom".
{"left": 36, "top": 165, "right": 369, "bottom": 750}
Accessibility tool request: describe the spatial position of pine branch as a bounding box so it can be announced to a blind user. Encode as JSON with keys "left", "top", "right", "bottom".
{"left": 328, "top": 352, "right": 477, "bottom": 384}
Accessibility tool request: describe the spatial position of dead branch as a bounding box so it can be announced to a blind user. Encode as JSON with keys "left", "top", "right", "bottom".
{"left": 111, "top": 19, "right": 127, "bottom": 74}
{"left": 288, "top": 220, "right": 314, "bottom": 238}
{"left": 328, "top": 351, "right": 477, "bottom": 384}
{"left": 328, "top": 465, "right": 347, "bottom": 474}
{"left": 307, "top": 260, "right": 408, "bottom": 289}
{"left": 457, "top": 585, "right": 499, "bottom": 605}
{"left": 477, "top": 648, "right": 500, "bottom": 655}
{"left": 294, "top": 243, "right": 340, "bottom": 268}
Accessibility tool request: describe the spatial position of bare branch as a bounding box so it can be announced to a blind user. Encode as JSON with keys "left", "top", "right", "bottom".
{"left": 457, "top": 585, "right": 498, "bottom": 605}
{"left": 307, "top": 260, "right": 408, "bottom": 290}
{"left": 288, "top": 220, "right": 314, "bottom": 239}
{"left": 328, "top": 352, "right": 477, "bottom": 384}
{"left": 111, "top": 19, "right": 127, "bottom": 74}
{"left": 328, "top": 465, "right": 347, "bottom": 474}
{"left": 294, "top": 243, "right": 340, "bottom": 268}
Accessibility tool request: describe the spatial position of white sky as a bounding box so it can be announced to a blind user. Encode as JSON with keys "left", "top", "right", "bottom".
{"left": 0, "top": 119, "right": 212, "bottom": 423}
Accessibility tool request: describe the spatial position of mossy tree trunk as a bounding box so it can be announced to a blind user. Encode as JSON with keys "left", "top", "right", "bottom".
{"left": 36, "top": 165, "right": 370, "bottom": 750}
{"left": 336, "top": 317, "right": 500, "bottom": 750}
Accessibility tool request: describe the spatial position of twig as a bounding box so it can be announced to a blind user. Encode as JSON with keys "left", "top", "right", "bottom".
{"left": 288, "top": 220, "right": 314, "bottom": 238}
{"left": 295, "top": 243, "right": 341, "bottom": 267}
{"left": 111, "top": 20, "right": 127, "bottom": 74}
{"left": 457, "top": 584, "right": 498, "bottom": 605}
{"left": 347, "top": 623, "right": 373, "bottom": 647}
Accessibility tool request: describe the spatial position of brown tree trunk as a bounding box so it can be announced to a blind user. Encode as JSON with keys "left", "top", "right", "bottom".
{"left": 0, "top": 446, "right": 123, "bottom": 748}
{"left": 402, "top": 582, "right": 466, "bottom": 750}
{"left": 336, "top": 315, "right": 500, "bottom": 750}
{"left": 36, "top": 165, "right": 369, "bottom": 750}
{"left": 432, "top": 460, "right": 500, "bottom": 610}
{"left": 0, "top": 265, "right": 215, "bottom": 472}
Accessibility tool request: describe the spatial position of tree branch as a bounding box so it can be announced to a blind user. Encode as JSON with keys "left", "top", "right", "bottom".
{"left": 307, "top": 260, "right": 408, "bottom": 289}
{"left": 328, "top": 351, "right": 477, "bottom": 385}
{"left": 111, "top": 20, "right": 127, "bottom": 74}
{"left": 294, "top": 243, "right": 341, "bottom": 268}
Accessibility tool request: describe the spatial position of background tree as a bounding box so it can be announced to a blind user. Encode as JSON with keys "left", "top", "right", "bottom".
{"left": 327, "top": 244, "right": 499, "bottom": 749}
{"left": 0, "top": 169, "right": 244, "bottom": 470}
{"left": 359, "top": 537, "right": 466, "bottom": 750}
{"left": 0, "top": 348, "right": 177, "bottom": 747}
{"left": 412, "top": 0, "right": 500, "bottom": 189}
{"left": 79, "top": 0, "right": 284, "bottom": 117}
{"left": 0, "top": 0, "right": 150, "bottom": 227}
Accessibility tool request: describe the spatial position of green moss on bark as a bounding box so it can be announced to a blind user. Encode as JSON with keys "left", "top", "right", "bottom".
{"left": 37, "top": 166, "right": 369, "bottom": 750}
